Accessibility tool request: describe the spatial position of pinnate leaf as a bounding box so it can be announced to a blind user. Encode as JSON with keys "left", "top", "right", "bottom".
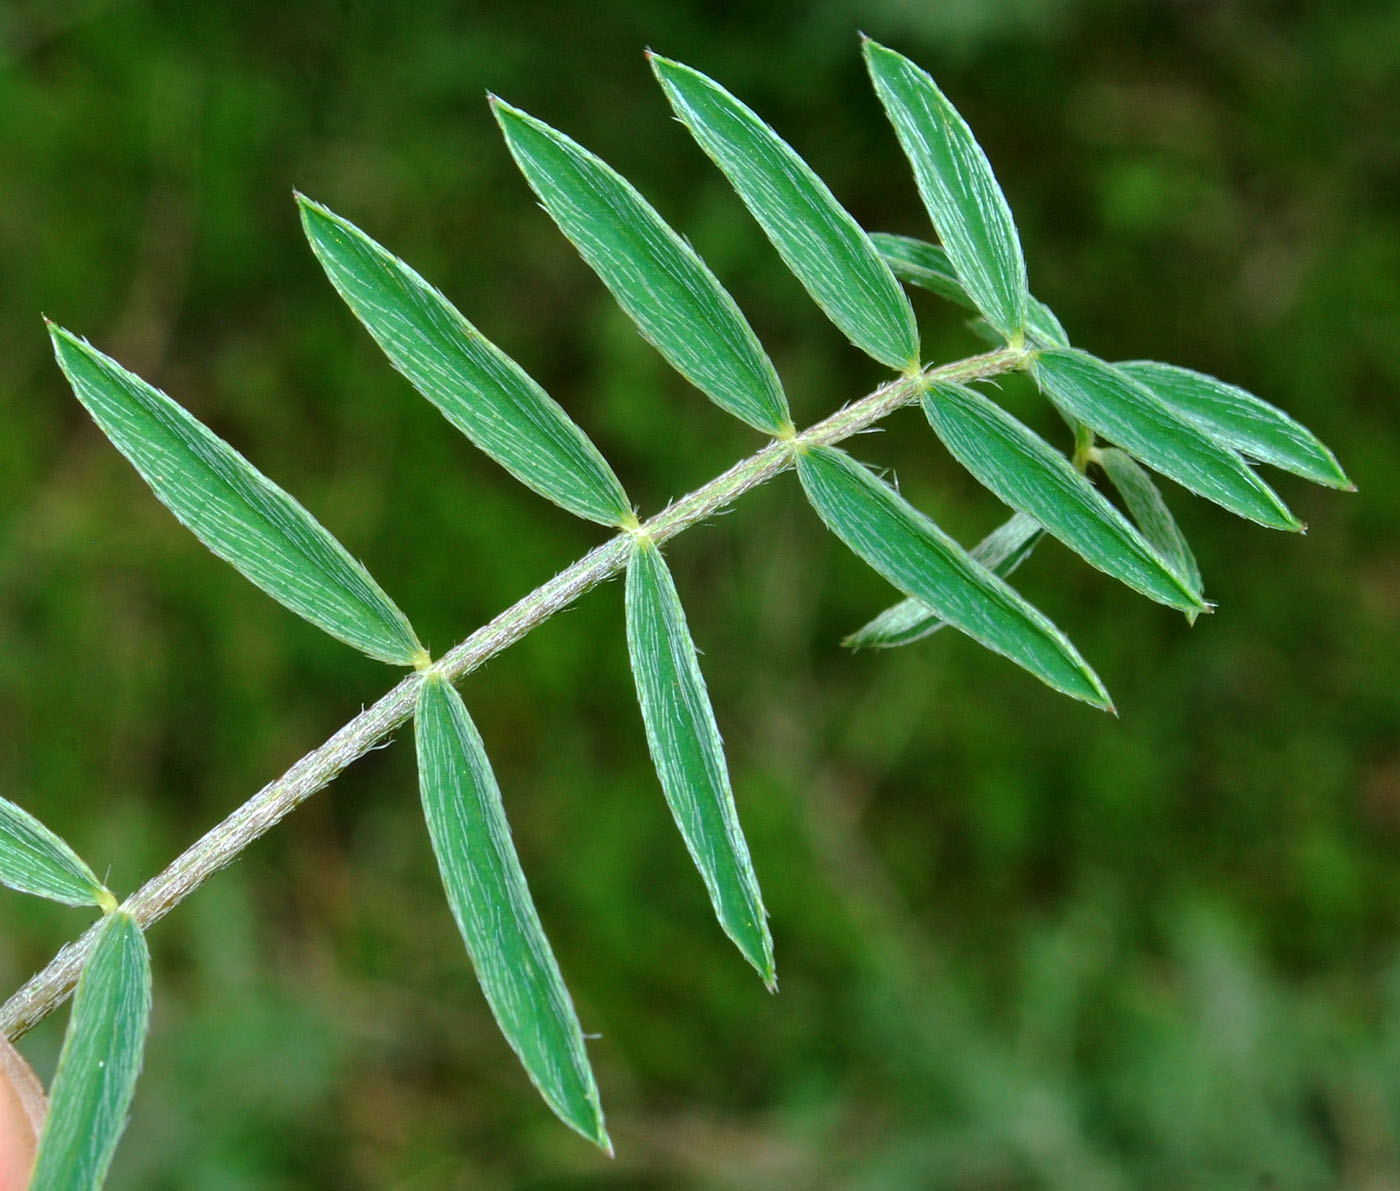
{"left": 845, "top": 512, "right": 1042, "bottom": 649}
{"left": 1032, "top": 348, "right": 1301, "bottom": 531}
{"left": 492, "top": 98, "right": 791, "bottom": 435}
{"left": 863, "top": 39, "right": 1029, "bottom": 341}
{"left": 298, "top": 196, "right": 633, "bottom": 527}
{"left": 921, "top": 382, "right": 1204, "bottom": 611}
{"left": 797, "top": 446, "right": 1109, "bottom": 707}
{"left": 0, "top": 796, "right": 110, "bottom": 908}
{"left": 49, "top": 326, "right": 426, "bottom": 666}
{"left": 651, "top": 54, "right": 919, "bottom": 370}
{"left": 30, "top": 912, "right": 151, "bottom": 1191}
{"left": 1096, "top": 447, "right": 1203, "bottom": 605}
{"left": 413, "top": 674, "right": 608, "bottom": 1150}
{"left": 1116, "top": 359, "right": 1351, "bottom": 490}
{"left": 625, "top": 539, "right": 773, "bottom": 985}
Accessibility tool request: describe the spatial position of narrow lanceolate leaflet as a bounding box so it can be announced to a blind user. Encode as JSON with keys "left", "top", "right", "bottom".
{"left": 414, "top": 674, "right": 609, "bottom": 1150}
{"left": 797, "top": 445, "right": 1111, "bottom": 708}
{"left": 652, "top": 53, "right": 919, "bottom": 370}
{"left": 299, "top": 195, "right": 635, "bottom": 527}
{"left": 625, "top": 539, "right": 773, "bottom": 985}
{"left": 49, "top": 325, "right": 426, "bottom": 666}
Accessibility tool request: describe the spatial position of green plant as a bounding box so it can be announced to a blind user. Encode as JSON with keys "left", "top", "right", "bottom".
{"left": 0, "top": 36, "right": 1348, "bottom": 1183}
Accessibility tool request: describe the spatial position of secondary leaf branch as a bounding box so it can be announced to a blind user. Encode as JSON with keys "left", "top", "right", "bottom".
{"left": 1, "top": 345, "right": 1022, "bottom": 1041}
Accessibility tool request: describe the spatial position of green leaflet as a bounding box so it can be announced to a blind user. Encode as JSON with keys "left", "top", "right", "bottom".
{"left": 871, "top": 232, "right": 1068, "bottom": 347}
{"left": 298, "top": 197, "right": 633, "bottom": 527}
{"left": 921, "top": 382, "right": 1204, "bottom": 612}
{"left": 492, "top": 98, "right": 791, "bottom": 435}
{"left": 845, "top": 512, "right": 1042, "bottom": 649}
{"left": 651, "top": 54, "right": 919, "bottom": 371}
{"left": 0, "top": 796, "right": 111, "bottom": 908}
{"left": 413, "top": 674, "right": 608, "bottom": 1150}
{"left": 1032, "top": 348, "right": 1302, "bottom": 532}
{"left": 30, "top": 912, "right": 151, "bottom": 1191}
{"left": 1096, "top": 447, "right": 1204, "bottom": 609}
{"left": 49, "top": 326, "right": 426, "bottom": 667}
{"left": 863, "top": 39, "right": 1029, "bottom": 342}
{"left": 871, "top": 231, "right": 970, "bottom": 308}
{"left": 1116, "top": 359, "right": 1352, "bottom": 490}
{"left": 1025, "top": 299, "right": 1071, "bottom": 351}
{"left": 796, "top": 446, "right": 1109, "bottom": 707}
{"left": 624, "top": 539, "right": 773, "bottom": 985}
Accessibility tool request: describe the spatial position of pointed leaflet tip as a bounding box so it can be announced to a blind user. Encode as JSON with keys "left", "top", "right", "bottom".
{"left": 651, "top": 53, "right": 919, "bottom": 369}
{"left": 414, "top": 675, "right": 609, "bottom": 1148}
{"left": 862, "top": 38, "right": 1029, "bottom": 341}
{"left": 1094, "top": 446, "right": 1204, "bottom": 602}
{"left": 1033, "top": 350, "right": 1301, "bottom": 531}
{"left": 494, "top": 98, "right": 791, "bottom": 434}
{"left": 796, "top": 446, "right": 1111, "bottom": 709}
{"left": 625, "top": 539, "right": 775, "bottom": 982}
{"left": 47, "top": 324, "right": 427, "bottom": 666}
{"left": 299, "top": 196, "right": 634, "bottom": 526}
{"left": 1115, "top": 359, "right": 1353, "bottom": 492}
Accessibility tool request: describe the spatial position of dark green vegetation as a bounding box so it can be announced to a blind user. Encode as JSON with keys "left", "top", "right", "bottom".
{"left": 2, "top": 1, "right": 1397, "bottom": 1186}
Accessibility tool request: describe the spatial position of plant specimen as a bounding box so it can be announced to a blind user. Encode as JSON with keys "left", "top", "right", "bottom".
{"left": 0, "top": 37, "right": 1349, "bottom": 1185}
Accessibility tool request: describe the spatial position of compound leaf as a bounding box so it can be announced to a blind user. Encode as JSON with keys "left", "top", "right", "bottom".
{"left": 414, "top": 674, "right": 608, "bottom": 1150}
{"left": 1116, "top": 359, "right": 1351, "bottom": 490}
{"left": 299, "top": 196, "right": 633, "bottom": 527}
{"left": 0, "top": 796, "right": 110, "bottom": 909}
{"left": 49, "top": 326, "right": 426, "bottom": 666}
{"left": 797, "top": 446, "right": 1109, "bottom": 707}
{"left": 922, "top": 381, "right": 1204, "bottom": 611}
{"left": 625, "top": 539, "right": 773, "bottom": 985}
{"left": 651, "top": 54, "right": 919, "bottom": 370}
{"left": 492, "top": 98, "right": 790, "bottom": 435}
{"left": 845, "top": 512, "right": 1042, "bottom": 649}
{"left": 863, "top": 39, "right": 1028, "bottom": 342}
{"left": 1096, "top": 447, "right": 1203, "bottom": 605}
{"left": 30, "top": 912, "right": 151, "bottom": 1191}
{"left": 1032, "top": 348, "right": 1301, "bottom": 531}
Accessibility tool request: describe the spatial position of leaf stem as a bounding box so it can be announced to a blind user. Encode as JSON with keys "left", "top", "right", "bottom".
{"left": 0, "top": 345, "right": 1020, "bottom": 1041}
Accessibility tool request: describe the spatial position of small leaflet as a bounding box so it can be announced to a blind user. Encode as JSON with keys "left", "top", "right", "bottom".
{"left": 796, "top": 445, "right": 1110, "bottom": 707}
{"left": 299, "top": 197, "right": 635, "bottom": 527}
{"left": 652, "top": 54, "right": 919, "bottom": 371}
{"left": 30, "top": 912, "right": 151, "bottom": 1191}
{"left": 1032, "top": 348, "right": 1302, "bottom": 531}
{"left": 863, "top": 39, "right": 1029, "bottom": 342}
{"left": 625, "top": 539, "right": 773, "bottom": 985}
{"left": 492, "top": 98, "right": 792, "bottom": 435}
{"left": 1096, "top": 447, "right": 1204, "bottom": 612}
{"left": 0, "top": 796, "right": 111, "bottom": 908}
{"left": 49, "top": 326, "right": 427, "bottom": 666}
{"left": 921, "top": 381, "right": 1204, "bottom": 611}
{"left": 413, "top": 674, "right": 609, "bottom": 1150}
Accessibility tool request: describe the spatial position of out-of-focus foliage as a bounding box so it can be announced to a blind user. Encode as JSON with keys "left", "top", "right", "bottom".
{"left": 1, "top": 1, "right": 1396, "bottom": 1186}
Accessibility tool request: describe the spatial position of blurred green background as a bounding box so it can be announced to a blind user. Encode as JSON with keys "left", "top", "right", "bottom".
{"left": 2, "top": 0, "right": 1398, "bottom": 1186}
